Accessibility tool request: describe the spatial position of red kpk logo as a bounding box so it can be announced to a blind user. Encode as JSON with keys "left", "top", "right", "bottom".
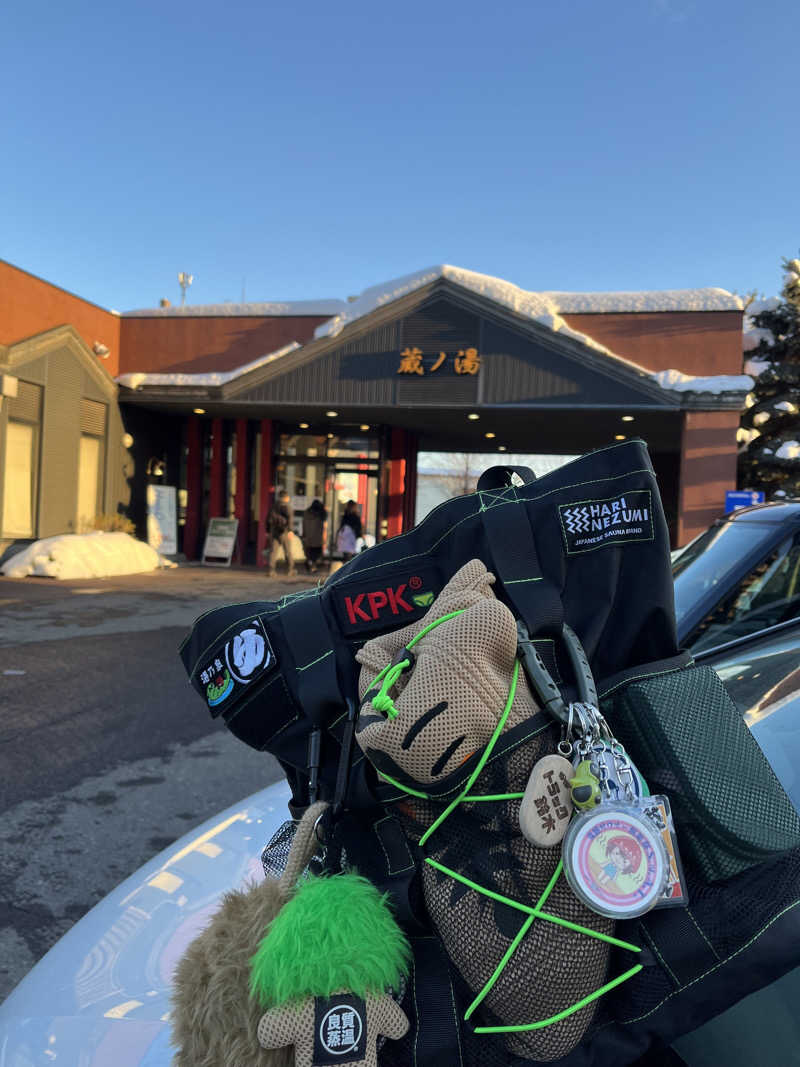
{"left": 344, "top": 583, "right": 414, "bottom": 625}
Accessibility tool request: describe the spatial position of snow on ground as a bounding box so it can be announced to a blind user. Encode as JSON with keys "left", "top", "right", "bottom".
{"left": 652, "top": 370, "right": 754, "bottom": 394}
{"left": 776, "top": 441, "right": 800, "bottom": 460}
{"left": 0, "top": 533, "right": 176, "bottom": 580}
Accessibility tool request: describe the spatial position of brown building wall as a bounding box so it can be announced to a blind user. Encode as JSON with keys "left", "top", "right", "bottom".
{"left": 676, "top": 410, "right": 741, "bottom": 546}
{"left": 562, "top": 311, "right": 744, "bottom": 377}
{"left": 0, "top": 261, "right": 122, "bottom": 376}
{"left": 118, "top": 315, "right": 332, "bottom": 374}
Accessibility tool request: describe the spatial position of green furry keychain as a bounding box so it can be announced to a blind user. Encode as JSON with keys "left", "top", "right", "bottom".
{"left": 250, "top": 872, "right": 411, "bottom": 1067}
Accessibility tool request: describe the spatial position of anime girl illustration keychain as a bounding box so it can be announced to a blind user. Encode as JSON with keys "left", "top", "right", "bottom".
{"left": 560, "top": 704, "right": 669, "bottom": 919}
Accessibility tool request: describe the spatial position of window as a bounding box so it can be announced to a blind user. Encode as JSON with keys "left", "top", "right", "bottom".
{"left": 77, "top": 435, "right": 102, "bottom": 531}
{"left": 1, "top": 421, "right": 36, "bottom": 536}
{"left": 686, "top": 534, "right": 800, "bottom": 651}
{"left": 76, "top": 399, "right": 107, "bottom": 531}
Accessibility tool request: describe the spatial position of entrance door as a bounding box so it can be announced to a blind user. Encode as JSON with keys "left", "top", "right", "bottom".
{"left": 324, "top": 465, "right": 379, "bottom": 555}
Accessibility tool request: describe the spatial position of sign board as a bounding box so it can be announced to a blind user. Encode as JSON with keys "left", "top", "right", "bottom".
{"left": 146, "top": 484, "right": 178, "bottom": 555}
{"left": 202, "top": 517, "right": 239, "bottom": 567}
{"left": 725, "top": 490, "right": 765, "bottom": 513}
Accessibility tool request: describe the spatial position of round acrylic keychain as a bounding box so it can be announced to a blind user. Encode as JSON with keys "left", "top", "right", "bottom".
{"left": 562, "top": 802, "right": 669, "bottom": 919}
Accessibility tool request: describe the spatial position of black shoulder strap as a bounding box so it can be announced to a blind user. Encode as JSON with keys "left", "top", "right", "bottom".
{"left": 480, "top": 488, "right": 563, "bottom": 637}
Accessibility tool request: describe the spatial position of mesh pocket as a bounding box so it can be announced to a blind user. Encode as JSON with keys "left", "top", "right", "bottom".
{"left": 604, "top": 665, "right": 800, "bottom": 882}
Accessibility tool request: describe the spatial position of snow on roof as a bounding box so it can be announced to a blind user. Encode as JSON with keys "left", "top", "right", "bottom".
{"left": 115, "top": 267, "right": 750, "bottom": 399}
{"left": 314, "top": 265, "right": 742, "bottom": 342}
{"left": 116, "top": 341, "right": 300, "bottom": 389}
{"left": 653, "top": 369, "right": 754, "bottom": 394}
{"left": 122, "top": 300, "right": 347, "bottom": 318}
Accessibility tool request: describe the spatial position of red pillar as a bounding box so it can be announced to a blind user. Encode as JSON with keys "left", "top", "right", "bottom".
{"left": 183, "top": 416, "right": 203, "bottom": 560}
{"left": 386, "top": 428, "right": 407, "bottom": 539}
{"left": 256, "top": 419, "right": 273, "bottom": 568}
{"left": 234, "top": 418, "right": 249, "bottom": 563}
{"left": 208, "top": 418, "right": 225, "bottom": 519}
{"left": 402, "top": 433, "right": 418, "bottom": 531}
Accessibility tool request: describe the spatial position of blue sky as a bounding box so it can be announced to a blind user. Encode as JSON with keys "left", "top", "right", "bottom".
{"left": 2, "top": 0, "right": 796, "bottom": 311}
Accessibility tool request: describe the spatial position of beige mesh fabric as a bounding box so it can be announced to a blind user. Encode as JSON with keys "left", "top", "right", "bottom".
{"left": 407, "top": 739, "right": 613, "bottom": 1062}
{"left": 356, "top": 559, "right": 612, "bottom": 1061}
{"left": 356, "top": 560, "right": 540, "bottom": 784}
{"left": 257, "top": 992, "right": 408, "bottom": 1067}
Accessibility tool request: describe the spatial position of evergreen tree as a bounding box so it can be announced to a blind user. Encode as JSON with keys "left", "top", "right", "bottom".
{"left": 738, "top": 256, "right": 800, "bottom": 499}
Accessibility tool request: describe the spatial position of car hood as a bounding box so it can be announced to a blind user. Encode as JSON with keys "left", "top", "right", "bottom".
{"left": 0, "top": 779, "right": 291, "bottom": 1066}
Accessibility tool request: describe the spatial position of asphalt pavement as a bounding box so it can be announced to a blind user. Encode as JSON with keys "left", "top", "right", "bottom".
{"left": 0, "top": 563, "right": 319, "bottom": 1001}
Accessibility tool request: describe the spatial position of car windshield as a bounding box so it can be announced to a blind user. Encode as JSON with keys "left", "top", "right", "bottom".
{"left": 675, "top": 522, "right": 800, "bottom": 651}
{"left": 673, "top": 521, "right": 776, "bottom": 622}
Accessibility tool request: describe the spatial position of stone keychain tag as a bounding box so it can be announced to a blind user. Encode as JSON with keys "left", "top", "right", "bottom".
{"left": 519, "top": 754, "right": 574, "bottom": 847}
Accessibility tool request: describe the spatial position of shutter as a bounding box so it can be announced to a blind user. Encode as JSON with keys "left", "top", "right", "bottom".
{"left": 80, "top": 398, "right": 107, "bottom": 436}
{"left": 7, "top": 380, "right": 42, "bottom": 423}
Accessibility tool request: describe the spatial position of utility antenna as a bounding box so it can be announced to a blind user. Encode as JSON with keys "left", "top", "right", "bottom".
{"left": 178, "top": 271, "right": 194, "bottom": 307}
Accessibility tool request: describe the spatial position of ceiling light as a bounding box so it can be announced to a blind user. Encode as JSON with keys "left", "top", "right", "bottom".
{"left": 467, "top": 413, "right": 480, "bottom": 421}
{"left": 326, "top": 410, "right": 338, "bottom": 418}
{"left": 498, "top": 445, "right": 507, "bottom": 452}
{"left": 621, "top": 415, "right": 634, "bottom": 422}
{"left": 485, "top": 432, "right": 496, "bottom": 439}
{"left": 360, "top": 424, "right": 370, "bottom": 431}
{"left": 327, "top": 433, "right": 334, "bottom": 439}
{"left": 193, "top": 407, "right": 205, "bottom": 414}
{"left": 299, "top": 422, "right": 309, "bottom": 429}
{"left": 615, "top": 434, "right": 626, "bottom": 440}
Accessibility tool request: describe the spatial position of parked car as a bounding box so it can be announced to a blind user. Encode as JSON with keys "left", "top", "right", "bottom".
{"left": 673, "top": 501, "right": 800, "bottom": 653}
{"left": 3, "top": 615, "right": 799, "bottom": 1066}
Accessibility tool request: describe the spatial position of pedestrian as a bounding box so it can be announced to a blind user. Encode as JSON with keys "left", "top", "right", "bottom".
{"left": 336, "top": 500, "right": 362, "bottom": 562}
{"left": 302, "top": 499, "right": 327, "bottom": 573}
{"left": 267, "top": 491, "right": 295, "bottom": 577}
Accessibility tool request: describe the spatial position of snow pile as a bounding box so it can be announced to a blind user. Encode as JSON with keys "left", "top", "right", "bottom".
{"left": 775, "top": 401, "right": 799, "bottom": 414}
{"left": 123, "top": 300, "right": 346, "bottom": 318}
{"left": 117, "top": 342, "right": 300, "bottom": 389}
{"left": 1, "top": 532, "right": 174, "bottom": 580}
{"left": 776, "top": 441, "right": 800, "bottom": 460}
{"left": 652, "top": 369, "right": 754, "bottom": 394}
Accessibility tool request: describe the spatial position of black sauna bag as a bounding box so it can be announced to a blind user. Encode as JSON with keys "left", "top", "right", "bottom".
{"left": 180, "top": 439, "right": 800, "bottom": 1066}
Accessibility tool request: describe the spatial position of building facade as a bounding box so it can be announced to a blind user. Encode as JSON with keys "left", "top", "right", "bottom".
{"left": 0, "top": 260, "right": 749, "bottom": 559}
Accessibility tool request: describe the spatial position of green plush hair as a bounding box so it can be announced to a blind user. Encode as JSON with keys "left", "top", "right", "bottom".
{"left": 249, "top": 873, "right": 411, "bottom": 1007}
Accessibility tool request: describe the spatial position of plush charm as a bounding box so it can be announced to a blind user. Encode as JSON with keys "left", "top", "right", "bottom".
{"left": 170, "top": 801, "right": 327, "bottom": 1067}
{"left": 250, "top": 873, "right": 411, "bottom": 1067}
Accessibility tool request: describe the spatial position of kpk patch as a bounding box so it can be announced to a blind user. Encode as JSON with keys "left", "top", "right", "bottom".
{"left": 559, "top": 490, "right": 653, "bottom": 554}
{"left": 197, "top": 616, "right": 275, "bottom": 714}
{"left": 333, "top": 566, "right": 442, "bottom": 635}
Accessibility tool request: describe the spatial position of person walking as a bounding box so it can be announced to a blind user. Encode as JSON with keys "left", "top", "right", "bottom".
{"left": 336, "top": 499, "right": 362, "bottom": 562}
{"left": 302, "top": 499, "right": 327, "bottom": 574}
{"left": 267, "top": 491, "right": 295, "bottom": 577}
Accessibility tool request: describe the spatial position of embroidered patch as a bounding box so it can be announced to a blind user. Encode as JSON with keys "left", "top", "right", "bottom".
{"left": 197, "top": 617, "right": 275, "bottom": 715}
{"left": 333, "top": 565, "right": 442, "bottom": 636}
{"left": 559, "top": 490, "right": 653, "bottom": 554}
{"left": 313, "top": 994, "right": 367, "bottom": 1064}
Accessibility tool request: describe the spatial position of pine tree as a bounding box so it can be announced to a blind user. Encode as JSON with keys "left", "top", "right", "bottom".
{"left": 738, "top": 256, "right": 800, "bottom": 500}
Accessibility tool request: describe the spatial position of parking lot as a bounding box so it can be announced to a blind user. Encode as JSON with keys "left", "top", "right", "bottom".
{"left": 0, "top": 564, "right": 313, "bottom": 1001}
